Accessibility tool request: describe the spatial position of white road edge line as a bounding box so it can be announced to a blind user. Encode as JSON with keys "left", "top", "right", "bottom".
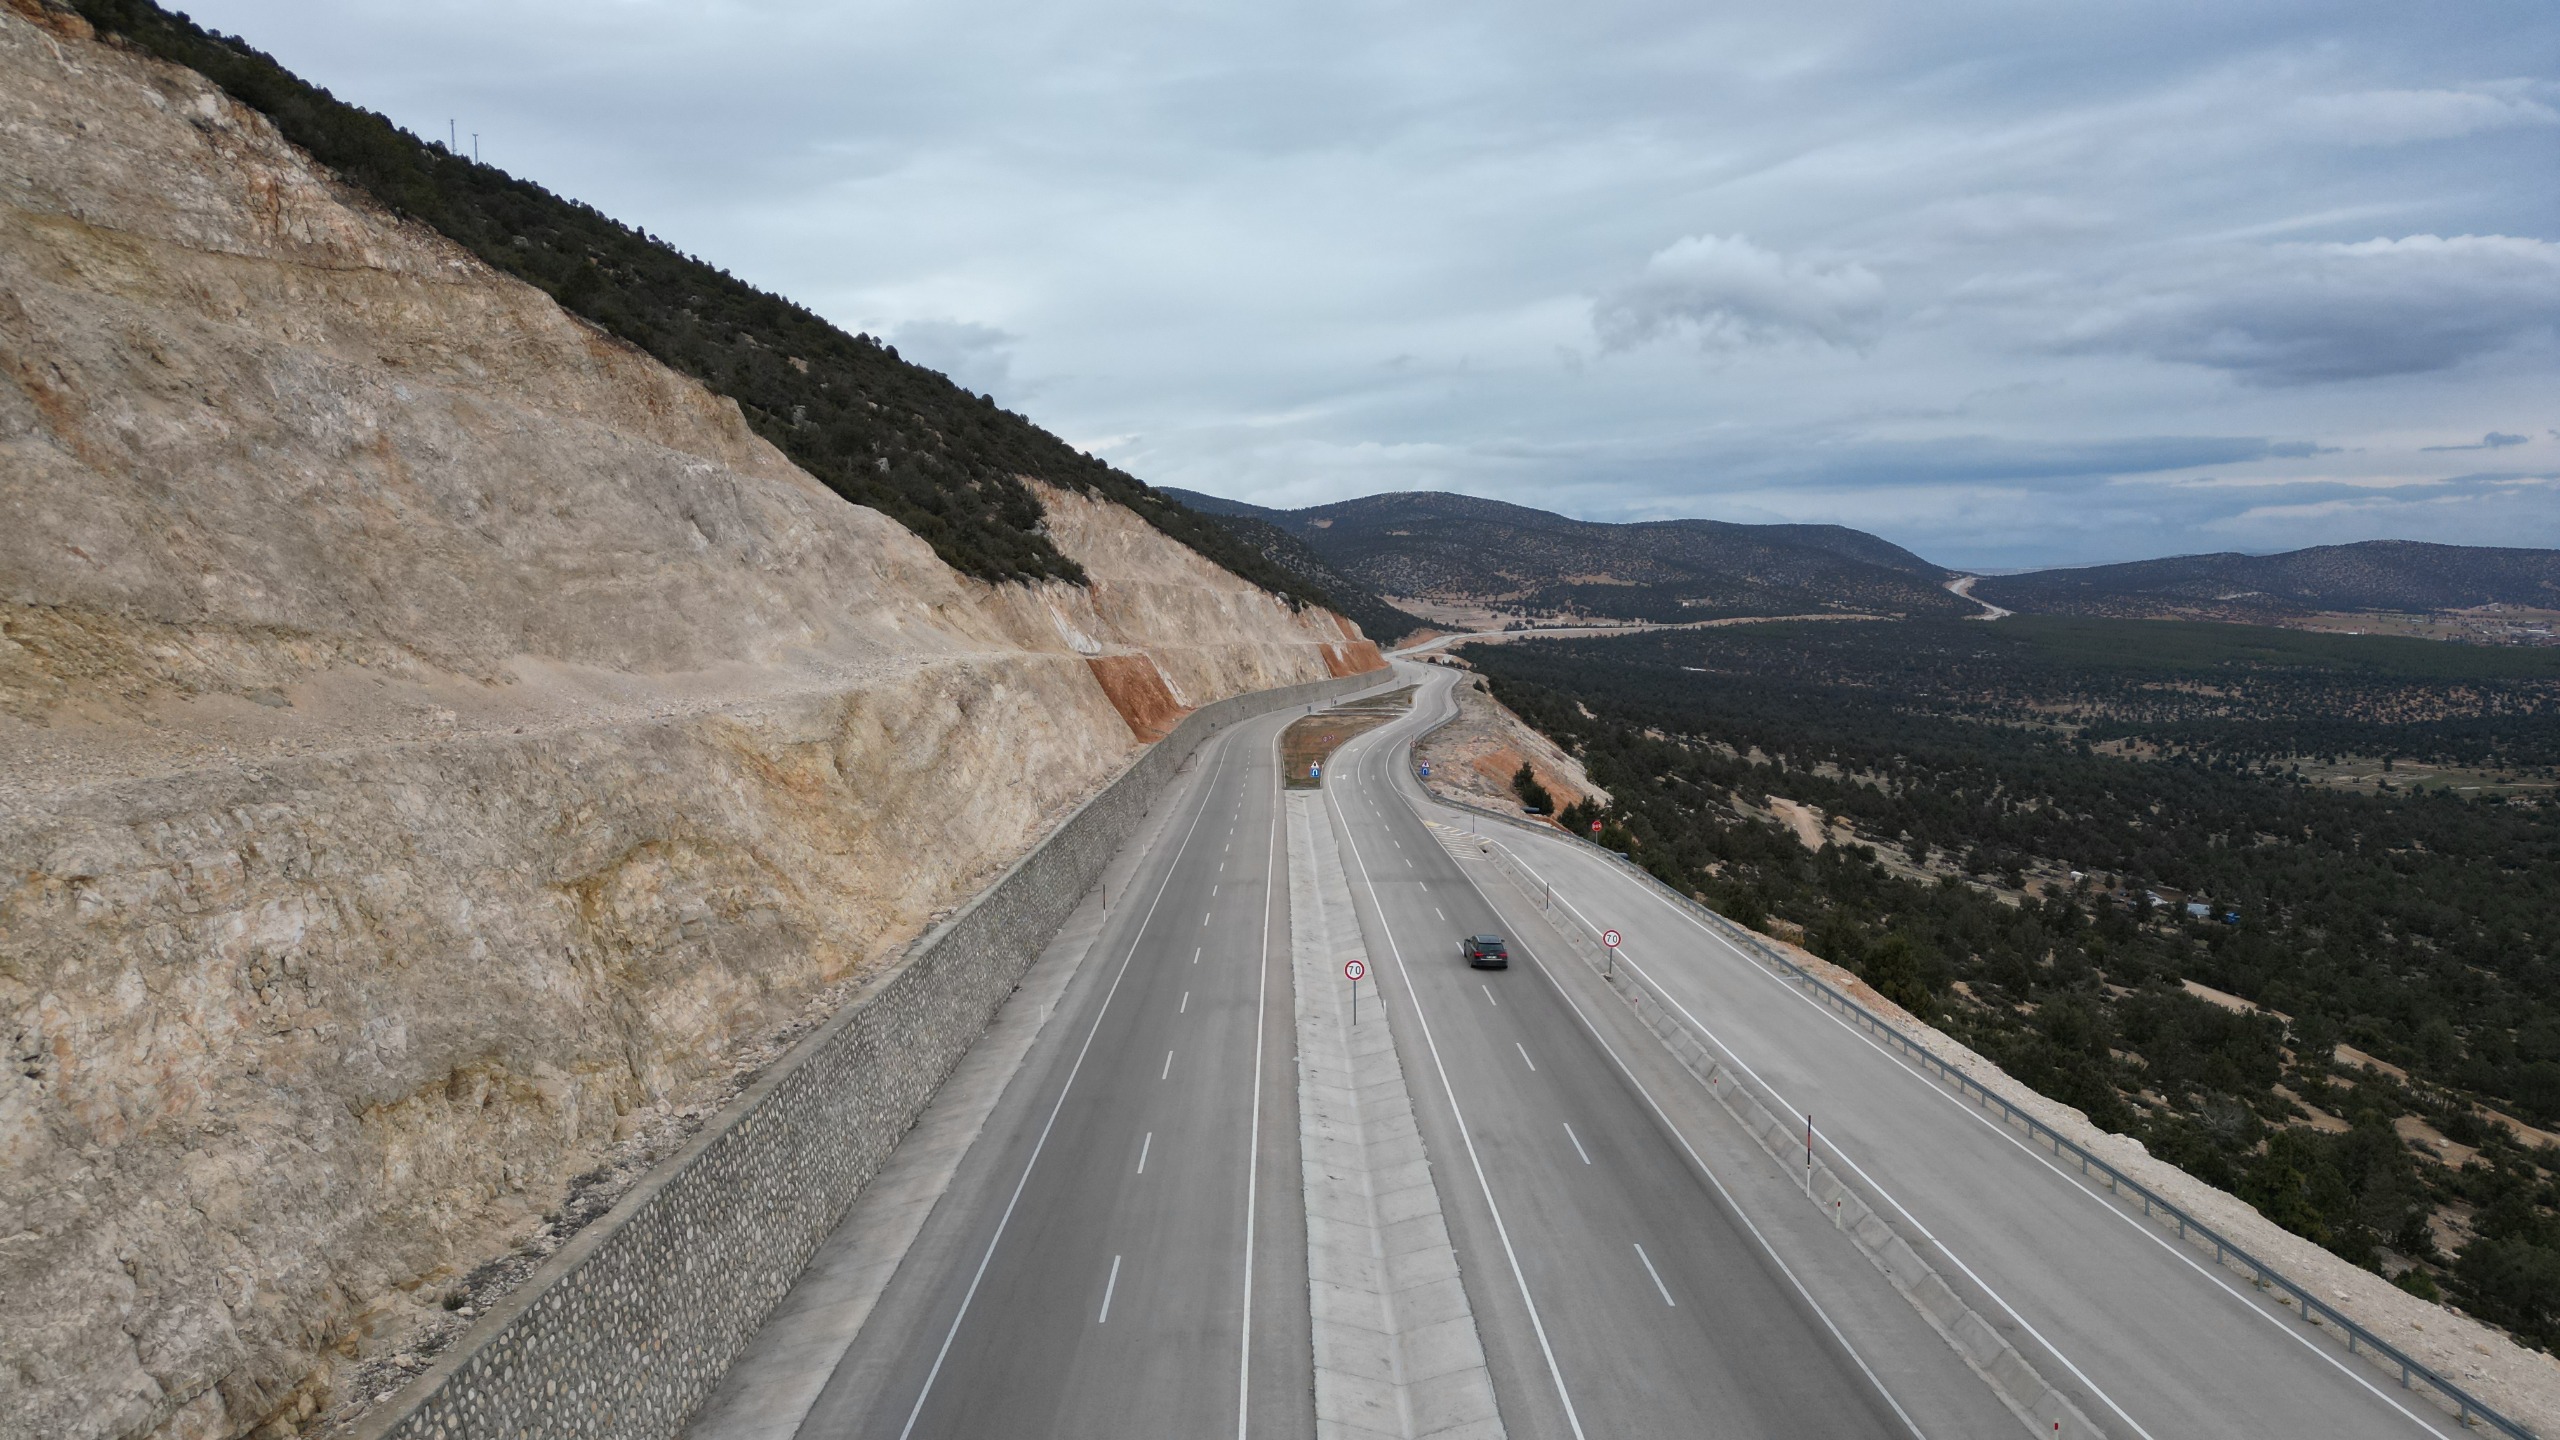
{"left": 1563, "top": 1122, "right": 1591, "bottom": 1165}
{"left": 1328, "top": 735, "right": 1589, "bottom": 1440}
{"left": 895, "top": 734, "right": 1236, "bottom": 1440}
{"left": 1238, "top": 723, "right": 1281, "bottom": 1440}
{"left": 1365, "top": 674, "right": 1925, "bottom": 1439}
{"left": 1519, "top": 835, "right": 2454, "bottom": 1439}
{"left": 1099, "top": 1255, "right": 1121, "bottom": 1324}
{"left": 1500, "top": 840, "right": 2137, "bottom": 1440}
{"left": 1633, "top": 1243, "right": 1676, "bottom": 1307}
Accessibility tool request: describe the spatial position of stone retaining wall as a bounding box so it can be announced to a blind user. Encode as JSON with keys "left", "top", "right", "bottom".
{"left": 359, "top": 670, "right": 1384, "bottom": 1440}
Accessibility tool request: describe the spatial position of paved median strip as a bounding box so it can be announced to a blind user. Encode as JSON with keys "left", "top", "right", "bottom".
{"left": 1289, "top": 792, "right": 1505, "bottom": 1440}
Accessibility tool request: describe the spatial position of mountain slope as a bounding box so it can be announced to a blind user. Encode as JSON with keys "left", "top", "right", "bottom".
{"left": 1178, "top": 490, "right": 1967, "bottom": 624}
{"left": 0, "top": 9, "right": 1378, "bottom": 1438}
{"left": 1160, "top": 489, "right": 1427, "bottom": 643}
{"left": 62, "top": 0, "right": 1319, "bottom": 606}
{"left": 1976, "top": 541, "right": 2560, "bottom": 623}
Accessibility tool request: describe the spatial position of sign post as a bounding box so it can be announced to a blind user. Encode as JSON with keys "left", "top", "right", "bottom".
{"left": 1345, "top": 958, "right": 1366, "bottom": 1025}
{"left": 1601, "top": 929, "right": 1620, "bottom": 978}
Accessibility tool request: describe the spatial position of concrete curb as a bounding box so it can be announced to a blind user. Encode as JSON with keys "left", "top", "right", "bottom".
{"left": 1290, "top": 793, "right": 1505, "bottom": 1440}
{"left": 1464, "top": 833, "right": 2108, "bottom": 1440}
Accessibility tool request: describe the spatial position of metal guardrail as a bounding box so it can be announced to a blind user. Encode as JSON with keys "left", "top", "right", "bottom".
{"left": 1389, "top": 679, "right": 2533, "bottom": 1439}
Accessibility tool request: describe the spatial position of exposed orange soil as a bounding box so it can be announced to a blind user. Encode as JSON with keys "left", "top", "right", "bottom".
{"left": 1086, "top": 653, "right": 1189, "bottom": 741}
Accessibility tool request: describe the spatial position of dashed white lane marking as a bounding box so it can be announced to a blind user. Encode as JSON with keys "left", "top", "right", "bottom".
{"left": 1181, "top": 991, "right": 1190, "bottom": 1014}
{"left": 1516, "top": 1043, "right": 1536, "bottom": 1072}
{"left": 1634, "top": 1244, "right": 1676, "bottom": 1307}
{"left": 1162, "top": 1050, "right": 1175, "bottom": 1080}
{"left": 1137, "top": 1133, "right": 1153, "bottom": 1174}
{"left": 1099, "top": 1255, "right": 1122, "bottom": 1324}
{"left": 1563, "top": 1122, "right": 1591, "bottom": 1165}
{"left": 1193, "top": 947, "right": 1202, "bottom": 964}
{"left": 1203, "top": 912, "right": 1211, "bottom": 926}
{"left": 1213, "top": 885, "right": 1220, "bottom": 897}
{"left": 1482, "top": 985, "right": 1497, "bottom": 1007}
{"left": 1434, "top": 906, "right": 1445, "bottom": 920}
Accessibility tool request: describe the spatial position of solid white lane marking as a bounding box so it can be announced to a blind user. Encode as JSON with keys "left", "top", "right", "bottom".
{"left": 1099, "top": 1255, "right": 1122, "bottom": 1323}
{"left": 1509, "top": 843, "right": 2133, "bottom": 1440}
{"left": 1634, "top": 1243, "right": 1676, "bottom": 1307}
{"left": 1162, "top": 1050, "right": 1175, "bottom": 1080}
{"left": 1483, "top": 984, "right": 1497, "bottom": 1007}
{"left": 1326, "top": 790, "right": 1589, "bottom": 1440}
{"left": 1516, "top": 1042, "right": 1536, "bottom": 1072}
{"left": 1137, "top": 1132, "right": 1153, "bottom": 1174}
{"left": 896, "top": 738, "right": 1236, "bottom": 1440}
{"left": 1238, "top": 733, "right": 1284, "bottom": 1440}
{"left": 1564, "top": 1121, "right": 1591, "bottom": 1164}
{"left": 1481, "top": 891, "right": 1928, "bottom": 1440}
{"left": 1181, "top": 991, "right": 1190, "bottom": 1014}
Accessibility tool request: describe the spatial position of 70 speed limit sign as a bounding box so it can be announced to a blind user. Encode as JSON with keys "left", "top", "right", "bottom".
{"left": 1344, "top": 959, "right": 1367, "bottom": 981}
{"left": 1602, "top": 929, "right": 1621, "bottom": 948}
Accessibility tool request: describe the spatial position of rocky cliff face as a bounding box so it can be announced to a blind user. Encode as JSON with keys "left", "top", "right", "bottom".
{"left": 0, "top": 9, "right": 1375, "bottom": 1437}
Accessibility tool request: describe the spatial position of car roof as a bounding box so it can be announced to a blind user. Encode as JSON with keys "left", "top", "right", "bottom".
{"left": 1472, "top": 934, "right": 1505, "bottom": 944}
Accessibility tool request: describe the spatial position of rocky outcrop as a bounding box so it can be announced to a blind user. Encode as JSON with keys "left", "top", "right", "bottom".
{"left": 0, "top": 11, "right": 1376, "bottom": 1439}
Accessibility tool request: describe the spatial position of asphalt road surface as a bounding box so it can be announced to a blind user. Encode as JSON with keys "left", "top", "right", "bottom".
{"left": 1368, "top": 661, "right": 2475, "bottom": 1440}
{"left": 795, "top": 699, "right": 1320, "bottom": 1440}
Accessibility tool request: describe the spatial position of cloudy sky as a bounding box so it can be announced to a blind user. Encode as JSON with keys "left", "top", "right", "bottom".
{"left": 191, "top": 0, "right": 2559, "bottom": 568}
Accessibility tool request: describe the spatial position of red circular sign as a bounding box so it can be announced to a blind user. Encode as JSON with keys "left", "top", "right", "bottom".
{"left": 1602, "top": 929, "right": 1621, "bottom": 948}
{"left": 1344, "top": 959, "right": 1367, "bottom": 981}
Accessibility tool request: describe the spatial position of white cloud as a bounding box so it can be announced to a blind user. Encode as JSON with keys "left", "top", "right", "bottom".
{"left": 2287, "top": 88, "right": 2560, "bottom": 146}
{"left": 1592, "top": 234, "right": 1884, "bottom": 351}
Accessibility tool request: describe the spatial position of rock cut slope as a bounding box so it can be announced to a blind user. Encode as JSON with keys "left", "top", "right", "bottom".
{"left": 0, "top": 8, "right": 1377, "bottom": 1438}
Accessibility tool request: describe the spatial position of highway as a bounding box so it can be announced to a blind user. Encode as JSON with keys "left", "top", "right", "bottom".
{"left": 1370, "top": 661, "right": 2477, "bottom": 1439}
{"left": 700, "top": 656, "right": 2471, "bottom": 1440}
{"left": 1317, "top": 667, "right": 2016, "bottom": 1438}
{"left": 788, "top": 698, "right": 1321, "bottom": 1439}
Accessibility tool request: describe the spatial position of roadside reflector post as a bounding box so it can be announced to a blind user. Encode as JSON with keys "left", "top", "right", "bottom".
{"left": 1806, "top": 1114, "right": 1815, "bottom": 1198}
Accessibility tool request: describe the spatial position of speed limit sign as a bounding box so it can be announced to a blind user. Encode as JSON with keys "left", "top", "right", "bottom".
{"left": 1602, "top": 929, "right": 1620, "bottom": 948}
{"left": 1344, "top": 959, "right": 1367, "bottom": 981}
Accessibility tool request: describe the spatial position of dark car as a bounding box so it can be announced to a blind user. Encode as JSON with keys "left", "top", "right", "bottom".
{"left": 1463, "top": 934, "right": 1509, "bottom": 969}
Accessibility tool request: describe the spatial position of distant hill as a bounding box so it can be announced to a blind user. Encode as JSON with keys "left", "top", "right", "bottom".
{"left": 1974, "top": 542, "right": 2560, "bottom": 624}
{"left": 1169, "top": 490, "right": 1968, "bottom": 630}
{"left": 1160, "top": 494, "right": 1427, "bottom": 644}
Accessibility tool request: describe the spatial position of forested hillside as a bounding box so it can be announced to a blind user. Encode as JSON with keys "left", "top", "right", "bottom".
{"left": 1161, "top": 489, "right": 1426, "bottom": 644}
{"left": 64, "top": 0, "right": 1350, "bottom": 612}
{"left": 1469, "top": 617, "right": 2560, "bottom": 1344}
{"left": 1175, "top": 489, "right": 1967, "bottom": 623}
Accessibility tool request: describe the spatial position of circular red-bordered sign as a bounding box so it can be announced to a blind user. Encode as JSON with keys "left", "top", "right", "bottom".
{"left": 1602, "top": 929, "right": 1621, "bottom": 948}
{"left": 1344, "top": 959, "right": 1367, "bottom": 981}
